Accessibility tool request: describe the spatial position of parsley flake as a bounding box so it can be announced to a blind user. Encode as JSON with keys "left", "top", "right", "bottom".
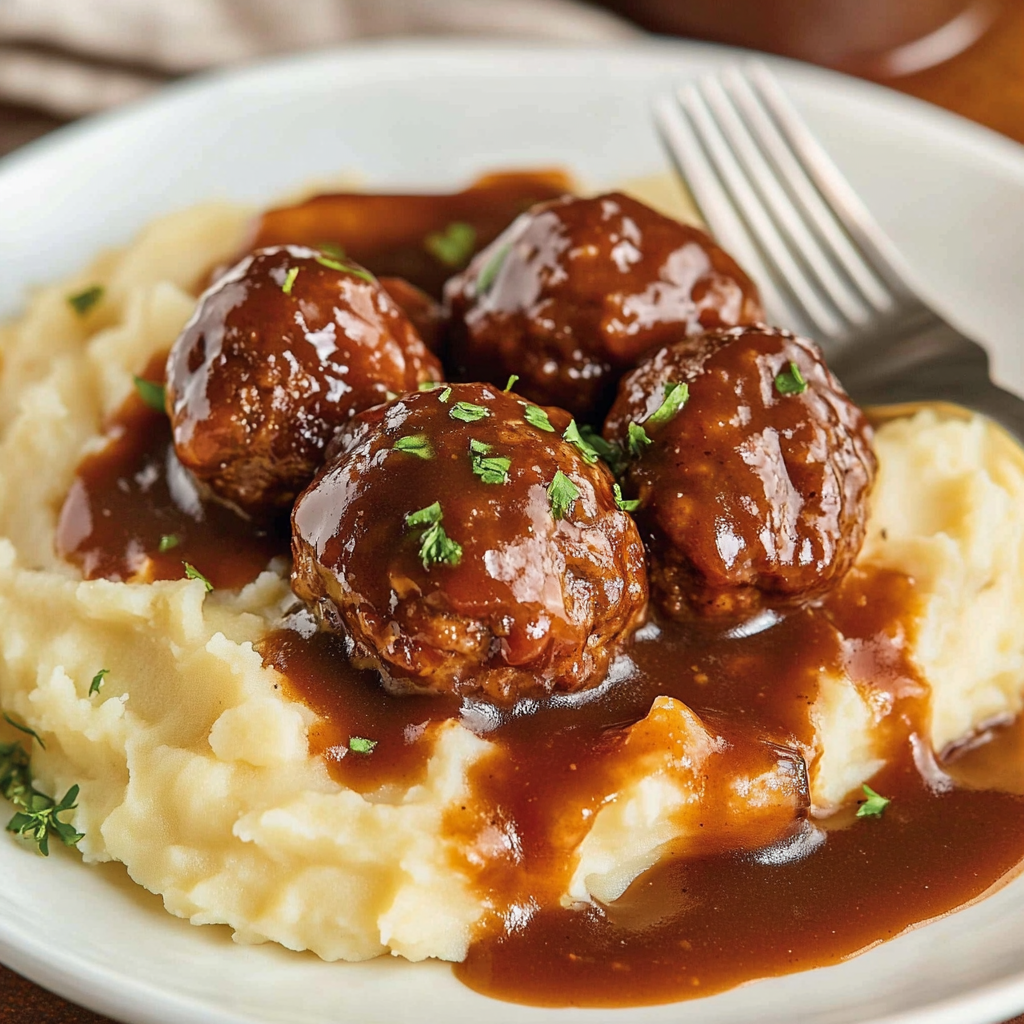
{"left": 348, "top": 736, "right": 377, "bottom": 755}
{"left": 438, "top": 386, "right": 453, "bottom": 403}
{"left": 523, "top": 405, "right": 555, "bottom": 433}
{"left": 856, "top": 784, "right": 891, "bottom": 818}
{"left": 281, "top": 266, "right": 300, "bottom": 295}
{"left": 450, "top": 401, "right": 490, "bottom": 423}
{"left": 775, "top": 361, "right": 808, "bottom": 396}
{"left": 613, "top": 483, "right": 640, "bottom": 513}
{"left": 183, "top": 562, "right": 213, "bottom": 592}
{"left": 68, "top": 285, "right": 104, "bottom": 316}
{"left": 1, "top": 740, "right": 83, "bottom": 856}
{"left": 504, "top": 374, "right": 519, "bottom": 392}
{"left": 318, "top": 242, "right": 346, "bottom": 259}
{"left": 405, "top": 502, "right": 462, "bottom": 570}
{"left": 418, "top": 380, "right": 443, "bottom": 391}
{"left": 562, "top": 420, "right": 600, "bottom": 464}
{"left": 133, "top": 376, "right": 166, "bottom": 413}
{"left": 578, "top": 425, "right": 627, "bottom": 476}
{"left": 89, "top": 669, "right": 109, "bottom": 697}
{"left": 393, "top": 434, "right": 434, "bottom": 460}
{"left": 315, "top": 255, "right": 375, "bottom": 284}
{"left": 469, "top": 439, "right": 511, "bottom": 485}
{"left": 547, "top": 471, "right": 580, "bottom": 520}
{"left": 477, "top": 244, "right": 510, "bottom": 293}
{"left": 424, "top": 221, "right": 476, "bottom": 268}
{"left": 647, "top": 382, "right": 690, "bottom": 426}
{"left": 158, "top": 534, "right": 180, "bottom": 553}
{"left": 2, "top": 712, "right": 44, "bottom": 749}
{"left": 627, "top": 422, "right": 653, "bottom": 458}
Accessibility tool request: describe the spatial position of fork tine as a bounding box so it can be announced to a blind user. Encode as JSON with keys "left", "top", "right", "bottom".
{"left": 746, "top": 62, "right": 924, "bottom": 310}
{"left": 652, "top": 93, "right": 801, "bottom": 333}
{"left": 675, "top": 81, "right": 847, "bottom": 340}
{"left": 697, "top": 74, "right": 873, "bottom": 329}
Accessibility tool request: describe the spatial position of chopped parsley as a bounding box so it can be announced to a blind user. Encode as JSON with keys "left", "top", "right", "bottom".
{"left": 418, "top": 380, "right": 443, "bottom": 391}
{"left": 449, "top": 401, "right": 490, "bottom": 423}
{"left": 503, "top": 374, "right": 519, "bottom": 392}
{"left": 562, "top": 420, "right": 600, "bottom": 464}
{"left": 158, "top": 534, "right": 180, "bottom": 553}
{"left": 393, "top": 434, "right": 434, "bottom": 460}
{"left": 469, "top": 439, "right": 511, "bottom": 485}
{"left": 133, "top": 376, "right": 166, "bottom": 413}
{"left": 183, "top": 562, "right": 213, "bottom": 592}
{"left": 424, "top": 221, "right": 476, "bottom": 268}
{"left": 348, "top": 736, "right": 377, "bottom": 755}
{"left": 627, "top": 422, "right": 653, "bottom": 458}
{"left": 88, "top": 669, "right": 109, "bottom": 697}
{"left": 856, "top": 784, "right": 890, "bottom": 818}
{"left": 523, "top": 405, "right": 555, "bottom": 433}
{"left": 775, "top": 361, "right": 808, "bottom": 396}
{"left": 2, "top": 712, "right": 44, "bottom": 749}
{"left": 438, "top": 386, "right": 453, "bottom": 403}
{"left": 613, "top": 483, "right": 640, "bottom": 513}
{"left": 477, "top": 243, "right": 510, "bottom": 293}
{"left": 68, "top": 285, "right": 104, "bottom": 316}
{"left": 315, "top": 255, "right": 375, "bottom": 284}
{"left": 318, "top": 242, "right": 346, "bottom": 259}
{"left": 578, "top": 425, "right": 627, "bottom": 476}
{"left": 281, "top": 266, "right": 300, "bottom": 295}
{"left": 405, "top": 502, "right": 462, "bottom": 570}
{"left": 647, "top": 382, "right": 690, "bottom": 426}
{"left": 547, "top": 471, "right": 580, "bottom": 520}
{"left": 1, "top": 740, "right": 83, "bottom": 856}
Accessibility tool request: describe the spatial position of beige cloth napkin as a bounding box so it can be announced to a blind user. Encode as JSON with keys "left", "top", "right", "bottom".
{"left": 0, "top": 0, "right": 639, "bottom": 117}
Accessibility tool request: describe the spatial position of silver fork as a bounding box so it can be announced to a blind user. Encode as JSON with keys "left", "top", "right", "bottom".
{"left": 653, "top": 61, "right": 1024, "bottom": 440}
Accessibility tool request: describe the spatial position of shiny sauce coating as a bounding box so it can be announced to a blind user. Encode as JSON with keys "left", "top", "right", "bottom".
{"left": 54, "top": 183, "right": 1024, "bottom": 1009}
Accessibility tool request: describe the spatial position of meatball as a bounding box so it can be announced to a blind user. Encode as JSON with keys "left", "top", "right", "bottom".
{"left": 291, "top": 383, "right": 648, "bottom": 702}
{"left": 445, "top": 192, "right": 762, "bottom": 422}
{"left": 166, "top": 246, "right": 443, "bottom": 516}
{"left": 604, "top": 326, "right": 876, "bottom": 618}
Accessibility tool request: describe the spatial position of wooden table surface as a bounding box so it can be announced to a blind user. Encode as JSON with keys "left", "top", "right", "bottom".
{"left": 1, "top": 5, "right": 1023, "bottom": 1021}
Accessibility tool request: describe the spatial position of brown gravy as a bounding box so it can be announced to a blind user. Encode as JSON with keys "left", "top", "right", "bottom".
{"left": 54, "top": 179, "right": 1024, "bottom": 1009}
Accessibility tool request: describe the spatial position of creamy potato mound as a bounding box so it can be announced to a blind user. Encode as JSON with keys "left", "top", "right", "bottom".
{"left": 2, "top": 201, "right": 1024, "bottom": 962}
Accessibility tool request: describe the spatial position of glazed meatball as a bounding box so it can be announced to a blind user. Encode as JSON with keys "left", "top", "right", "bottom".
{"left": 291, "top": 383, "right": 648, "bottom": 702}
{"left": 166, "top": 246, "right": 443, "bottom": 516}
{"left": 445, "top": 192, "right": 762, "bottom": 422}
{"left": 604, "top": 326, "right": 876, "bottom": 618}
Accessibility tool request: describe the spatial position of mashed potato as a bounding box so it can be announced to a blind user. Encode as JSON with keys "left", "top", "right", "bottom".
{"left": 2, "top": 201, "right": 1024, "bottom": 962}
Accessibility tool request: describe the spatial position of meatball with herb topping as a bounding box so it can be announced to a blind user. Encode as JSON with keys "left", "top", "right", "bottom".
{"left": 291, "top": 382, "right": 649, "bottom": 703}
{"left": 604, "top": 325, "right": 876, "bottom": 619}
{"left": 445, "top": 192, "right": 763, "bottom": 422}
{"left": 166, "top": 245, "right": 443, "bottom": 517}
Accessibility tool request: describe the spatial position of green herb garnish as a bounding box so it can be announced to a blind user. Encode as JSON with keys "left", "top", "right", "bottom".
{"left": 469, "top": 439, "right": 511, "bottom": 485}
{"left": 523, "top": 405, "right": 555, "bottom": 433}
{"left": 503, "top": 374, "right": 519, "bottom": 392}
{"left": 133, "top": 376, "right": 166, "bottom": 413}
{"left": 88, "top": 669, "right": 109, "bottom": 697}
{"left": 183, "top": 562, "right": 213, "bottom": 592}
{"left": 281, "top": 266, "right": 300, "bottom": 295}
{"left": 2, "top": 713, "right": 44, "bottom": 749}
{"left": 158, "top": 534, "right": 180, "bottom": 553}
{"left": 67, "top": 285, "right": 104, "bottom": 316}
{"left": 627, "top": 422, "right": 653, "bottom": 458}
{"left": 394, "top": 435, "right": 434, "bottom": 460}
{"left": 562, "top": 420, "right": 600, "bottom": 464}
{"left": 1, "top": 740, "right": 83, "bottom": 856}
{"left": 450, "top": 401, "right": 490, "bottom": 423}
{"left": 315, "top": 255, "right": 375, "bottom": 284}
{"left": 775, "top": 361, "right": 808, "bottom": 396}
{"left": 477, "top": 244, "right": 510, "bottom": 293}
{"left": 613, "top": 483, "right": 640, "bottom": 512}
{"left": 318, "top": 242, "right": 346, "bottom": 259}
{"left": 438, "top": 386, "right": 453, "bottom": 403}
{"left": 424, "top": 221, "right": 476, "bottom": 268}
{"left": 547, "top": 471, "right": 580, "bottom": 520}
{"left": 856, "top": 784, "right": 890, "bottom": 818}
{"left": 647, "top": 382, "right": 690, "bottom": 426}
{"left": 348, "top": 736, "right": 377, "bottom": 755}
{"left": 418, "top": 380, "right": 443, "bottom": 391}
{"left": 578, "top": 425, "right": 627, "bottom": 476}
{"left": 405, "top": 503, "right": 462, "bottom": 570}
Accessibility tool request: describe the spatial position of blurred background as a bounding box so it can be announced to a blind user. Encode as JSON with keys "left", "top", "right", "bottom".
{"left": 0, "top": 0, "right": 1021, "bottom": 158}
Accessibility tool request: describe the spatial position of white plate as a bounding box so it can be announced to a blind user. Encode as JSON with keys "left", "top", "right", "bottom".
{"left": 2, "top": 39, "right": 1024, "bottom": 1024}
